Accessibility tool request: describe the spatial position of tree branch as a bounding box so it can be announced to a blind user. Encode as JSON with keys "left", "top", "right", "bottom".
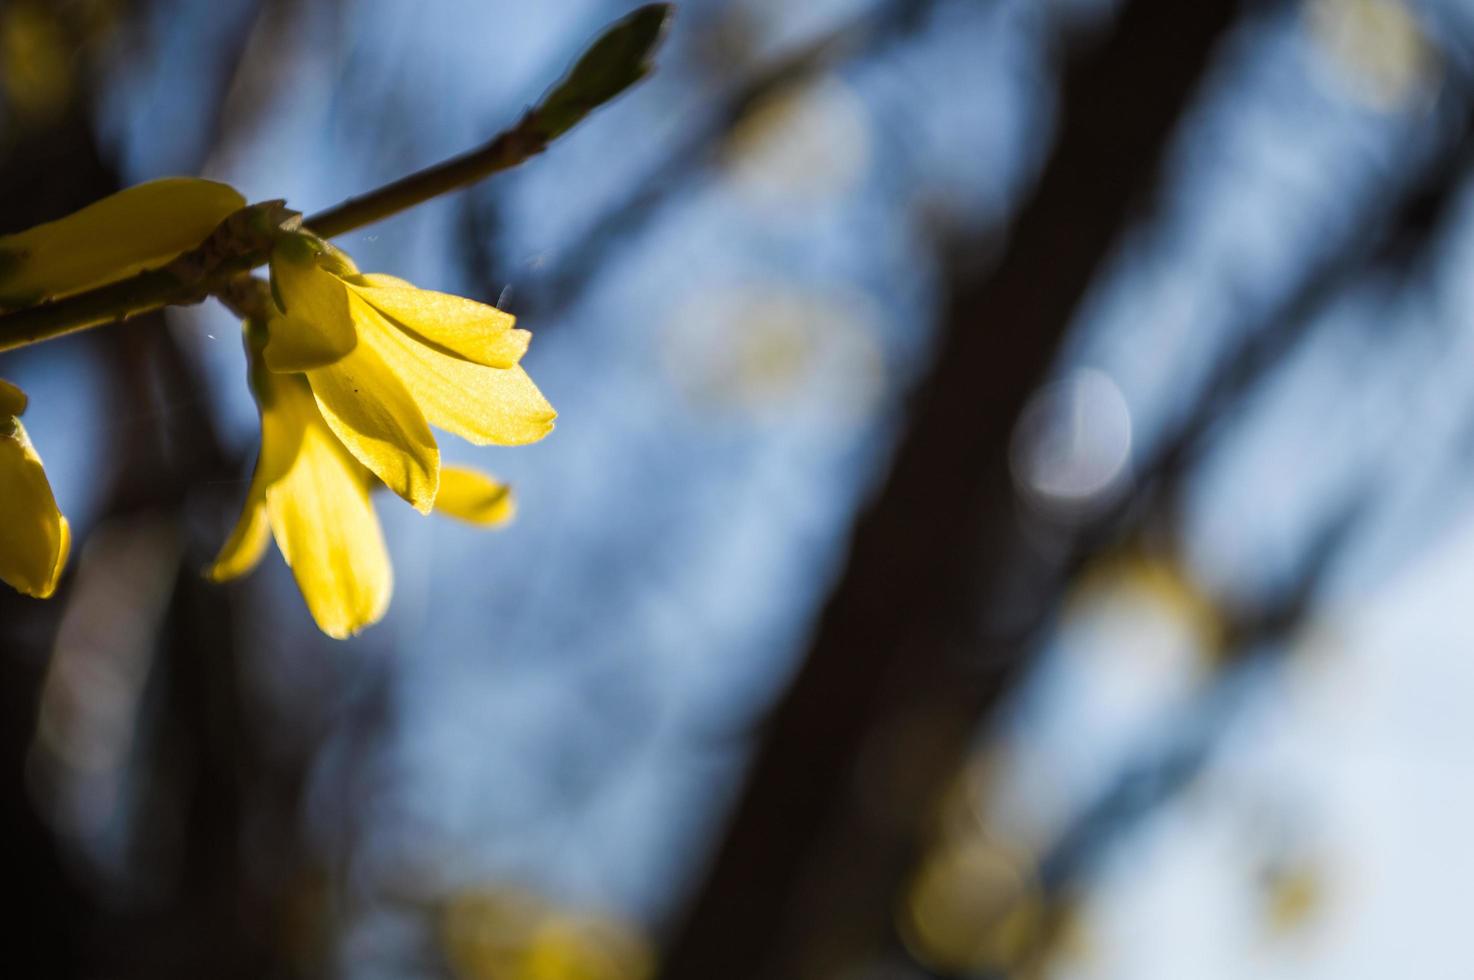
{"left": 0, "top": 4, "right": 672, "bottom": 355}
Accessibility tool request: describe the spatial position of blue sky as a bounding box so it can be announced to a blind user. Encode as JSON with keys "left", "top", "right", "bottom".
{"left": 10, "top": 0, "right": 1474, "bottom": 974}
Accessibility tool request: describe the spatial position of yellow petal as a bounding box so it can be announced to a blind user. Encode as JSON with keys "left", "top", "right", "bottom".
{"left": 265, "top": 376, "right": 392, "bottom": 639}
{"left": 347, "top": 282, "right": 530, "bottom": 368}
{"left": 266, "top": 244, "right": 357, "bottom": 371}
{"left": 316, "top": 240, "right": 360, "bottom": 277}
{"left": 206, "top": 369, "right": 304, "bottom": 581}
{"left": 206, "top": 498, "right": 271, "bottom": 582}
{"left": 263, "top": 313, "right": 357, "bottom": 372}
{"left": 0, "top": 420, "right": 69, "bottom": 598}
{"left": 350, "top": 273, "right": 414, "bottom": 289}
{"left": 434, "top": 467, "right": 516, "bottom": 526}
{"left": 0, "top": 178, "right": 245, "bottom": 307}
{"left": 0, "top": 378, "right": 28, "bottom": 417}
{"left": 43, "top": 517, "right": 72, "bottom": 598}
{"left": 353, "top": 296, "right": 556, "bottom": 447}
{"left": 307, "top": 340, "right": 440, "bottom": 513}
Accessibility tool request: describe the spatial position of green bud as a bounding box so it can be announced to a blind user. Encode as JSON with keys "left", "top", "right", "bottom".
{"left": 532, "top": 4, "right": 673, "bottom": 142}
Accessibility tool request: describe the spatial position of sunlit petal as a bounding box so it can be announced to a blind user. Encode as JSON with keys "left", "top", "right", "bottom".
{"left": 41, "top": 517, "right": 71, "bottom": 598}
{"left": 266, "top": 376, "right": 392, "bottom": 639}
{"left": 206, "top": 373, "right": 304, "bottom": 581}
{"left": 316, "top": 239, "right": 360, "bottom": 277}
{"left": 0, "top": 378, "right": 28, "bottom": 417}
{"left": 266, "top": 244, "right": 357, "bottom": 371}
{"left": 308, "top": 340, "right": 441, "bottom": 513}
{"left": 350, "top": 273, "right": 414, "bottom": 289}
{"left": 0, "top": 420, "right": 69, "bottom": 598}
{"left": 0, "top": 178, "right": 245, "bottom": 307}
{"left": 348, "top": 281, "right": 530, "bottom": 368}
{"left": 353, "top": 296, "right": 556, "bottom": 447}
{"left": 206, "top": 499, "right": 271, "bottom": 582}
{"left": 263, "top": 313, "right": 357, "bottom": 372}
{"left": 435, "top": 466, "right": 516, "bottom": 526}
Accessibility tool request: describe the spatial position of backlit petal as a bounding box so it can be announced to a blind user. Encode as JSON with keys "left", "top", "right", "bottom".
{"left": 42, "top": 518, "right": 71, "bottom": 598}
{"left": 308, "top": 340, "right": 440, "bottom": 513}
{"left": 317, "top": 240, "right": 360, "bottom": 277}
{"left": 0, "top": 420, "right": 69, "bottom": 598}
{"left": 0, "top": 378, "right": 28, "bottom": 417}
{"left": 266, "top": 246, "right": 357, "bottom": 371}
{"left": 350, "top": 273, "right": 414, "bottom": 289}
{"left": 0, "top": 178, "right": 245, "bottom": 307}
{"left": 265, "top": 376, "right": 392, "bottom": 639}
{"left": 263, "top": 314, "right": 357, "bottom": 372}
{"left": 353, "top": 297, "right": 556, "bottom": 447}
{"left": 348, "top": 282, "right": 530, "bottom": 368}
{"left": 206, "top": 369, "right": 304, "bottom": 581}
{"left": 206, "top": 498, "right": 271, "bottom": 582}
{"left": 434, "top": 467, "right": 516, "bottom": 526}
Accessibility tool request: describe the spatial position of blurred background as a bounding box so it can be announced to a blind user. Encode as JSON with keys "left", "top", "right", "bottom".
{"left": 3, "top": 0, "right": 1473, "bottom": 976}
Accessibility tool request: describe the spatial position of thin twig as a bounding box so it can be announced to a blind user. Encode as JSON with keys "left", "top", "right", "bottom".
{"left": 0, "top": 2, "right": 674, "bottom": 354}
{"left": 517, "top": 0, "right": 941, "bottom": 319}
{"left": 302, "top": 122, "right": 546, "bottom": 239}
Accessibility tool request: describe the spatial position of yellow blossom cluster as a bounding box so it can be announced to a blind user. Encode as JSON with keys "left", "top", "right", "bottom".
{"left": 0, "top": 178, "right": 553, "bottom": 637}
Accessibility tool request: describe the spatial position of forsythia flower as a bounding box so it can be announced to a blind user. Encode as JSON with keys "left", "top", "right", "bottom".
{"left": 0, "top": 180, "right": 553, "bottom": 635}
{"left": 260, "top": 233, "right": 556, "bottom": 513}
{"left": 210, "top": 278, "right": 542, "bottom": 638}
{"left": 0, "top": 178, "right": 245, "bottom": 309}
{"left": 0, "top": 378, "right": 69, "bottom": 598}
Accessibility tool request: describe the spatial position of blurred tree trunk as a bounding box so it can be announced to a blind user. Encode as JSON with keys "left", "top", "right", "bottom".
{"left": 658, "top": 1, "right": 1244, "bottom": 976}
{"left": 0, "top": 3, "right": 304, "bottom": 976}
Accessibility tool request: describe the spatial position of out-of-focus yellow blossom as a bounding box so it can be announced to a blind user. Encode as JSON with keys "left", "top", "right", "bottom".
{"left": 1, "top": 1, "right": 74, "bottom": 126}
{"left": 1261, "top": 859, "right": 1326, "bottom": 937}
{"left": 262, "top": 232, "right": 555, "bottom": 514}
{"left": 0, "top": 378, "right": 70, "bottom": 598}
{"left": 209, "top": 325, "right": 521, "bottom": 638}
{"left": 1306, "top": 0, "right": 1438, "bottom": 111}
{"left": 899, "top": 835, "right": 1044, "bottom": 976}
{"left": 0, "top": 177, "right": 245, "bottom": 309}
{"left": 442, "top": 886, "right": 654, "bottom": 980}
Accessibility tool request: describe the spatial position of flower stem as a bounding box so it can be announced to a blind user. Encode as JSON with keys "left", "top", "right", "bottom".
{"left": 304, "top": 121, "right": 546, "bottom": 240}
{"left": 0, "top": 3, "right": 673, "bottom": 355}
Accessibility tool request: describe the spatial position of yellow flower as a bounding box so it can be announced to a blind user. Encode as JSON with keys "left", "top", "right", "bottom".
{"left": 0, "top": 378, "right": 70, "bottom": 598}
{"left": 261, "top": 233, "right": 556, "bottom": 514}
{"left": 0, "top": 177, "right": 245, "bottom": 309}
{"left": 441, "top": 886, "right": 655, "bottom": 980}
{"left": 209, "top": 325, "right": 522, "bottom": 639}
